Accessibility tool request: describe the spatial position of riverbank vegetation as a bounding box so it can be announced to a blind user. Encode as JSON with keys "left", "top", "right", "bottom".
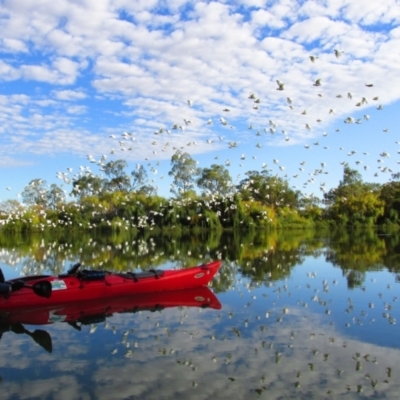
{"left": 1, "top": 151, "right": 400, "bottom": 233}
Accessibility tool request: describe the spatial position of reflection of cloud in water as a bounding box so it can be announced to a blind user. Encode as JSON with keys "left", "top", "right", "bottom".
{"left": 0, "top": 305, "right": 399, "bottom": 399}
{"left": 5, "top": 376, "right": 82, "bottom": 400}
{"left": 92, "top": 308, "right": 400, "bottom": 399}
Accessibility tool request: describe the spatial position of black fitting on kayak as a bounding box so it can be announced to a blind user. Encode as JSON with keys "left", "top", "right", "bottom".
{"left": 0, "top": 283, "right": 11, "bottom": 296}
{"left": 0, "top": 281, "right": 24, "bottom": 295}
{"left": 78, "top": 270, "right": 107, "bottom": 281}
{"left": 67, "top": 263, "right": 81, "bottom": 275}
{"left": 59, "top": 263, "right": 82, "bottom": 278}
{"left": 9, "top": 280, "right": 25, "bottom": 292}
{"left": 149, "top": 269, "right": 161, "bottom": 279}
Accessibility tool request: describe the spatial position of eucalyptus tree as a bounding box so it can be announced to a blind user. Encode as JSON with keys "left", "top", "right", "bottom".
{"left": 237, "top": 170, "right": 300, "bottom": 208}
{"left": 169, "top": 150, "right": 200, "bottom": 196}
{"left": 131, "top": 164, "right": 156, "bottom": 195}
{"left": 298, "top": 194, "right": 323, "bottom": 221}
{"left": 71, "top": 174, "right": 105, "bottom": 200}
{"left": 47, "top": 183, "right": 66, "bottom": 210}
{"left": 323, "top": 164, "right": 363, "bottom": 205}
{"left": 21, "top": 179, "right": 65, "bottom": 210}
{"left": 21, "top": 179, "right": 49, "bottom": 208}
{"left": 0, "top": 199, "right": 24, "bottom": 214}
{"left": 197, "top": 164, "right": 233, "bottom": 196}
{"left": 323, "top": 164, "right": 383, "bottom": 225}
{"left": 378, "top": 172, "right": 400, "bottom": 223}
{"left": 102, "top": 159, "right": 131, "bottom": 192}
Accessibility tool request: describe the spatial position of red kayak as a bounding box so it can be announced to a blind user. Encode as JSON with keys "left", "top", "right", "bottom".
{"left": 0, "top": 260, "right": 221, "bottom": 310}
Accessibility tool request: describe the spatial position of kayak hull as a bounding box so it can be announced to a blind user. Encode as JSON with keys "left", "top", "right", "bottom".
{"left": 0, "top": 261, "right": 221, "bottom": 310}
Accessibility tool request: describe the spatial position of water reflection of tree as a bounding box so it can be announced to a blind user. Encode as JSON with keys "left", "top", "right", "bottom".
{"left": 380, "top": 234, "right": 400, "bottom": 274}
{"left": 219, "top": 229, "right": 319, "bottom": 284}
{"left": 2, "top": 229, "right": 399, "bottom": 291}
{"left": 325, "top": 229, "right": 389, "bottom": 288}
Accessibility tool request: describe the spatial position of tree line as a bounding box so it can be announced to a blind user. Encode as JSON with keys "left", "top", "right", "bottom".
{"left": 1, "top": 150, "right": 400, "bottom": 232}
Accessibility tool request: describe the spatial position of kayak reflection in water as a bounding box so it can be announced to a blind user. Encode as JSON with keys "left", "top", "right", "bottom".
{"left": 0, "top": 285, "right": 221, "bottom": 353}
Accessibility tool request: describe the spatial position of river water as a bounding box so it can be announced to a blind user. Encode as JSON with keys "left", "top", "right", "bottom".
{"left": 0, "top": 229, "right": 399, "bottom": 399}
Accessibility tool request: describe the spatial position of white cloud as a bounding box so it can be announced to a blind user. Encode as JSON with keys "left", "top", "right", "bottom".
{"left": 19, "top": 64, "right": 59, "bottom": 82}
{"left": 297, "top": 0, "right": 400, "bottom": 25}
{"left": 251, "top": 9, "right": 286, "bottom": 29}
{"left": 95, "top": 57, "right": 144, "bottom": 78}
{"left": 53, "top": 90, "right": 87, "bottom": 101}
{"left": 341, "top": 1, "right": 400, "bottom": 25}
{"left": 66, "top": 105, "right": 87, "bottom": 114}
{"left": 18, "top": 58, "right": 82, "bottom": 85}
{"left": 0, "top": 60, "right": 20, "bottom": 80}
{"left": 0, "top": 155, "right": 34, "bottom": 167}
{"left": 269, "top": 0, "right": 301, "bottom": 21}
{"left": 1, "top": 38, "right": 28, "bottom": 52}
{"left": 53, "top": 57, "right": 82, "bottom": 78}
{"left": 0, "top": 0, "right": 400, "bottom": 194}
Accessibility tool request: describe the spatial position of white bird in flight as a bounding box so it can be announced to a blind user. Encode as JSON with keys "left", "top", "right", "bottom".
{"left": 220, "top": 117, "right": 228, "bottom": 125}
{"left": 276, "top": 80, "right": 285, "bottom": 91}
{"left": 313, "top": 78, "right": 321, "bottom": 87}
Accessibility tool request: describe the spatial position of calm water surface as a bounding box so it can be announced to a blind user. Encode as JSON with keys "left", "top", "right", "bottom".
{"left": 0, "top": 229, "right": 399, "bottom": 399}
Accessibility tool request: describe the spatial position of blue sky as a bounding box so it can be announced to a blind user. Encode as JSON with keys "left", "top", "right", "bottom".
{"left": 1, "top": 0, "right": 400, "bottom": 202}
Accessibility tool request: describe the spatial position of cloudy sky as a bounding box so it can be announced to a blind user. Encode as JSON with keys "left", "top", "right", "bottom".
{"left": 1, "top": 0, "right": 400, "bottom": 200}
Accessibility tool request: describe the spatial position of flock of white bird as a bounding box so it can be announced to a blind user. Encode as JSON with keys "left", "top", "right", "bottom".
{"left": 59, "top": 51, "right": 396, "bottom": 201}
{"left": 2, "top": 48, "right": 397, "bottom": 221}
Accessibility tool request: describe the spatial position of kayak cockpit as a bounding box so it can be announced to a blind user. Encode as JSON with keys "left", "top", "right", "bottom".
{"left": 59, "top": 263, "right": 165, "bottom": 282}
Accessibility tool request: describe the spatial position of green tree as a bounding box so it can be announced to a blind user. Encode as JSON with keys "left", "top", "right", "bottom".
{"left": 324, "top": 164, "right": 363, "bottom": 205}
{"left": 342, "top": 164, "right": 362, "bottom": 186}
{"left": 379, "top": 176, "right": 400, "bottom": 223}
{"left": 324, "top": 164, "right": 383, "bottom": 226}
{"left": 237, "top": 170, "right": 300, "bottom": 208}
{"left": 197, "top": 164, "right": 232, "bottom": 196}
{"left": 131, "top": 164, "right": 156, "bottom": 195}
{"left": 21, "top": 179, "right": 48, "bottom": 208}
{"left": 298, "top": 194, "right": 323, "bottom": 221}
{"left": 71, "top": 174, "right": 105, "bottom": 200}
{"left": 0, "top": 199, "right": 24, "bottom": 214}
{"left": 102, "top": 159, "right": 131, "bottom": 192}
{"left": 169, "top": 150, "right": 200, "bottom": 196}
{"left": 47, "top": 183, "right": 66, "bottom": 210}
